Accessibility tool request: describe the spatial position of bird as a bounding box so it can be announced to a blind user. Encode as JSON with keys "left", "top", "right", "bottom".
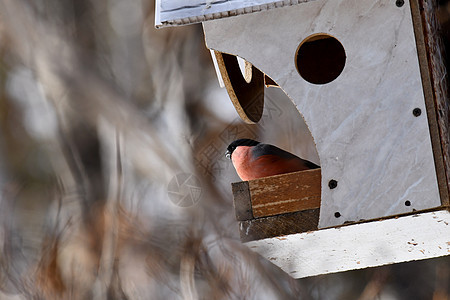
{"left": 225, "top": 138, "right": 319, "bottom": 181}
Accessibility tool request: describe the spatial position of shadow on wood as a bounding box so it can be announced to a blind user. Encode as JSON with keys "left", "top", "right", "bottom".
{"left": 214, "top": 51, "right": 265, "bottom": 124}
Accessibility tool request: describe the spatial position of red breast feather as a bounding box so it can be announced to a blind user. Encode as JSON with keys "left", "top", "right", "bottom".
{"left": 231, "top": 145, "right": 317, "bottom": 181}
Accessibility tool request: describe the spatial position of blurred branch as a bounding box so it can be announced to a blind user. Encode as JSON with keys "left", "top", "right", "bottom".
{"left": 0, "top": 0, "right": 190, "bottom": 182}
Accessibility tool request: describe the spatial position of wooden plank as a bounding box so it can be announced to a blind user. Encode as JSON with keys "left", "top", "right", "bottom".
{"left": 246, "top": 209, "right": 450, "bottom": 279}
{"left": 410, "top": 0, "right": 450, "bottom": 206}
{"left": 249, "top": 169, "right": 321, "bottom": 218}
{"left": 232, "top": 181, "right": 253, "bottom": 221}
{"left": 419, "top": 0, "right": 450, "bottom": 206}
{"left": 420, "top": 0, "right": 450, "bottom": 203}
{"left": 155, "top": 0, "right": 313, "bottom": 28}
{"left": 239, "top": 209, "right": 319, "bottom": 242}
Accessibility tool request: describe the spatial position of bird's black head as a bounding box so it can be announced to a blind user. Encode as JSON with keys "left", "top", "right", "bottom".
{"left": 225, "top": 138, "right": 260, "bottom": 159}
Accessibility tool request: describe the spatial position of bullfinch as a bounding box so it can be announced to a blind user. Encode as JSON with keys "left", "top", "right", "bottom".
{"left": 225, "top": 138, "right": 319, "bottom": 181}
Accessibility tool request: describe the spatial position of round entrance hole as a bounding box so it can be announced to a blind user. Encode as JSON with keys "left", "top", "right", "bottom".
{"left": 295, "top": 34, "right": 346, "bottom": 84}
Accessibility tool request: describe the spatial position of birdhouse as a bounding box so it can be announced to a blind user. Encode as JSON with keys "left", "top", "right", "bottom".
{"left": 156, "top": 0, "right": 450, "bottom": 278}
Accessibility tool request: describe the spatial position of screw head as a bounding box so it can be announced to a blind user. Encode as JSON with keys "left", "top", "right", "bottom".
{"left": 334, "top": 212, "right": 341, "bottom": 218}
{"left": 328, "top": 179, "right": 338, "bottom": 189}
{"left": 413, "top": 108, "right": 422, "bottom": 117}
{"left": 405, "top": 200, "right": 411, "bottom": 206}
{"left": 396, "top": 0, "right": 404, "bottom": 7}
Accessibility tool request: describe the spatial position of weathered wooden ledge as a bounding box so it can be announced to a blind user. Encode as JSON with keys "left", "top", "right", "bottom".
{"left": 232, "top": 168, "right": 321, "bottom": 242}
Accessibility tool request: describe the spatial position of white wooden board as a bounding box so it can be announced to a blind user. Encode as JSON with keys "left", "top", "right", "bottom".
{"left": 155, "top": 0, "right": 312, "bottom": 27}
{"left": 204, "top": 0, "right": 442, "bottom": 227}
{"left": 246, "top": 210, "right": 450, "bottom": 279}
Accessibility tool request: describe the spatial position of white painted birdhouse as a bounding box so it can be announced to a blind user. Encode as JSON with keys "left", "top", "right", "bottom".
{"left": 156, "top": 0, "right": 450, "bottom": 278}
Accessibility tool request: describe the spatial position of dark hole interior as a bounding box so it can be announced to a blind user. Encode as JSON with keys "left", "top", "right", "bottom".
{"left": 296, "top": 35, "right": 346, "bottom": 85}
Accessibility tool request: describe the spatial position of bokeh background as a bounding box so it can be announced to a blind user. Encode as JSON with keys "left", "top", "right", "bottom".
{"left": 0, "top": 0, "right": 449, "bottom": 299}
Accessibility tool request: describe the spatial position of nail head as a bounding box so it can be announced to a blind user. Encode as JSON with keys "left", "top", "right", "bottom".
{"left": 328, "top": 179, "right": 338, "bottom": 189}
{"left": 413, "top": 108, "right": 422, "bottom": 117}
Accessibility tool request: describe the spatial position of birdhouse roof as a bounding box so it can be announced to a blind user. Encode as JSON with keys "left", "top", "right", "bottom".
{"left": 155, "top": 0, "right": 307, "bottom": 28}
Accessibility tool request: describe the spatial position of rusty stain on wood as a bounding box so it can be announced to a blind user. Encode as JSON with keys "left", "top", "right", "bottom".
{"left": 248, "top": 169, "right": 321, "bottom": 218}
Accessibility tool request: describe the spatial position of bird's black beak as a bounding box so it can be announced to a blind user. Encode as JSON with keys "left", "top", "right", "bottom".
{"left": 225, "top": 150, "right": 231, "bottom": 159}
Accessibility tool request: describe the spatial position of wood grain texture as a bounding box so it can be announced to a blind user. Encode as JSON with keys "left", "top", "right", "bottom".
{"left": 232, "top": 181, "right": 253, "bottom": 221}
{"left": 246, "top": 210, "right": 450, "bottom": 278}
{"left": 239, "top": 209, "right": 319, "bottom": 242}
{"left": 248, "top": 169, "right": 321, "bottom": 218}
{"left": 416, "top": 0, "right": 450, "bottom": 206}
{"left": 155, "top": 0, "right": 313, "bottom": 28}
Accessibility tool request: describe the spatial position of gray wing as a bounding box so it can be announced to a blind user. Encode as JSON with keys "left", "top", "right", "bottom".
{"left": 252, "top": 143, "right": 320, "bottom": 169}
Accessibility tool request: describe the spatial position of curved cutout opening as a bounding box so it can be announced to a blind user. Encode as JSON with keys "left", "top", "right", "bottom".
{"left": 265, "top": 87, "right": 321, "bottom": 168}
{"left": 231, "top": 87, "right": 322, "bottom": 241}
{"left": 295, "top": 34, "right": 346, "bottom": 84}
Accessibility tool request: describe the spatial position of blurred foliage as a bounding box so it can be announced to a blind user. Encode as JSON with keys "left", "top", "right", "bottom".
{"left": 0, "top": 0, "right": 448, "bottom": 299}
